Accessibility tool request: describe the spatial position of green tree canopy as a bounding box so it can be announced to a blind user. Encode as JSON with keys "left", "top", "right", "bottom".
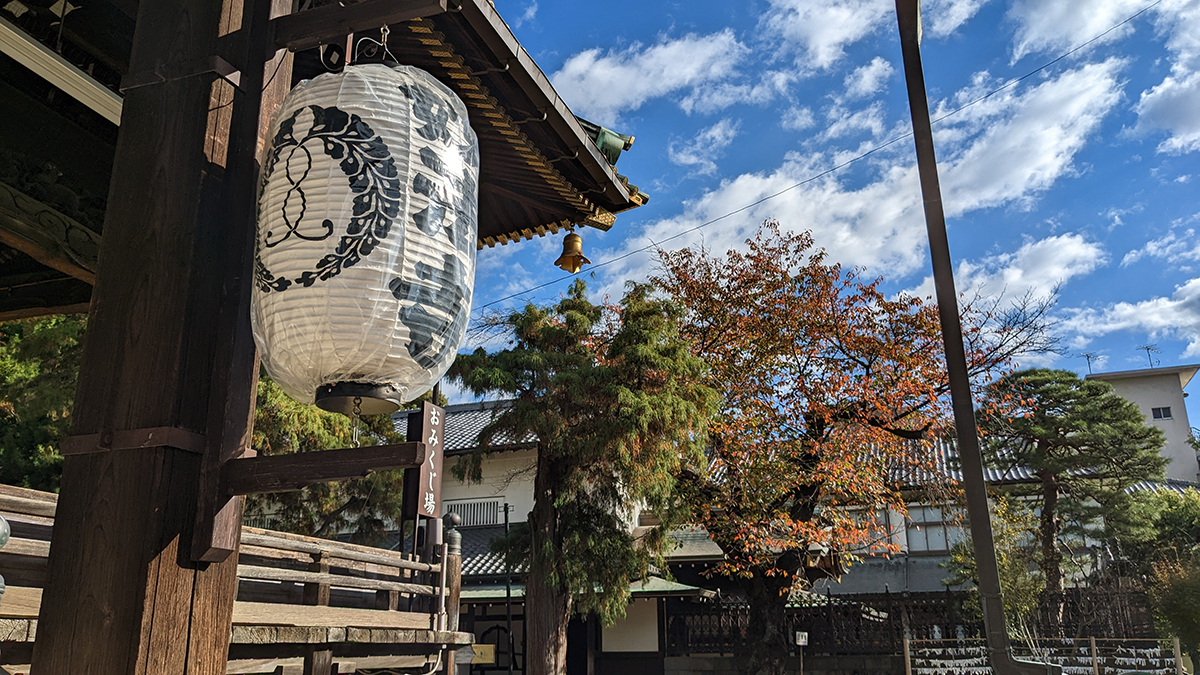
{"left": 0, "top": 315, "right": 86, "bottom": 491}
{"left": 449, "top": 279, "right": 718, "bottom": 675}
{"left": 978, "top": 368, "right": 1167, "bottom": 623}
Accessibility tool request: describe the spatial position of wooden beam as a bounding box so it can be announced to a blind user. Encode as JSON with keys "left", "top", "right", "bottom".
{"left": 0, "top": 276, "right": 92, "bottom": 322}
{"left": 0, "top": 15, "right": 123, "bottom": 125}
{"left": 224, "top": 443, "right": 426, "bottom": 495}
{"left": 0, "top": 182, "right": 100, "bottom": 284}
{"left": 270, "top": 0, "right": 454, "bottom": 53}
{"left": 30, "top": 0, "right": 272, "bottom": 668}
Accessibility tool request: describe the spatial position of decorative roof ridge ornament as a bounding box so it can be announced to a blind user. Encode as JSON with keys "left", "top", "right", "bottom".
{"left": 575, "top": 117, "right": 635, "bottom": 167}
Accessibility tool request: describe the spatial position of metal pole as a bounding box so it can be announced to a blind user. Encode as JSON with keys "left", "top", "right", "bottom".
{"left": 505, "top": 502, "right": 514, "bottom": 675}
{"left": 892, "top": 3, "right": 1058, "bottom": 675}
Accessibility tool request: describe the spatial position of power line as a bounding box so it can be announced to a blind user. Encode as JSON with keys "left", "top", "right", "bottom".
{"left": 475, "top": 0, "right": 1164, "bottom": 314}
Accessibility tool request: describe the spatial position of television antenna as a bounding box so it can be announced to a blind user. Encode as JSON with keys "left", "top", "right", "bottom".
{"left": 1078, "top": 352, "right": 1099, "bottom": 374}
{"left": 1136, "top": 344, "right": 1161, "bottom": 368}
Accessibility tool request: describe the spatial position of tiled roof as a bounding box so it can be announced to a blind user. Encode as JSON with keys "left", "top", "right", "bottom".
{"left": 459, "top": 525, "right": 516, "bottom": 577}
{"left": 460, "top": 576, "right": 714, "bottom": 601}
{"left": 393, "top": 399, "right": 537, "bottom": 455}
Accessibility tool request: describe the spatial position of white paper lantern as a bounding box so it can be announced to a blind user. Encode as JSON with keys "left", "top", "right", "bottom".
{"left": 251, "top": 63, "right": 479, "bottom": 414}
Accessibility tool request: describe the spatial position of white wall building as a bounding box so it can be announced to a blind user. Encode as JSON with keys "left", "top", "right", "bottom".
{"left": 1087, "top": 364, "right": 1200, "bottom": 484}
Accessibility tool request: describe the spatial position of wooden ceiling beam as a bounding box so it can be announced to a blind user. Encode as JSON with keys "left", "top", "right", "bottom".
{"left": 0, "top": 181, "right": 100, "bottom": 284}
{"left": 270, "top": 0, "right": 455, "bottom": 53}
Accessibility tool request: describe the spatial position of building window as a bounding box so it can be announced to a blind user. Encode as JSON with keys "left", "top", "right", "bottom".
{"left": 906, "top": 505, "right": 964, "bottom": 553}
{"left": 1152, "top": 406, "right": 1173, "bottom": 420}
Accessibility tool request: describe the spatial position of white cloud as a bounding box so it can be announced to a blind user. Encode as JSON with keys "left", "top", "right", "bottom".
{"left": 844, "top": 57, "right": 895, "bottom": 99}
{"left": 1122, "top": 228, "right": 1200, "bottom": 267}
{"left": 551, "top": 30, "right": 748, "bottom": 125}
{"left": 590, "top": 59, "right": 1124, "bottom": 296}
{"left": 1065, "top": 278, "right": 1200, "bottom": 357}
{"left": 678, "top": 70, "right": 793, "bottom": 115}
{"left": 1007, "top": 0, "right": 1144, "bottom": 61}
{"left": 1135, "top": 0, "right": 1200, "bottom": 153}
{"left": 762, "top": 0, "right": 892, "bottom": 71}
{"left": 781, "top": 106, "right": 816, "bottom": 131}
{"left": 822, "top": 103, "right": 887, "bottom": 139}
{"left": 1137, "top": 69, "right": 1200, "bottom": 154}
{"left": 512, "top": 0, "right": 537, "bottom": 28}
{"left": 921, "top": 0, "right": 990, "bottom": 37}
{"left": 668, "top": 119, "right": 742, "bottom": 175}
{"left": 907, "top": 234, "right": 1107, "bottom": 299}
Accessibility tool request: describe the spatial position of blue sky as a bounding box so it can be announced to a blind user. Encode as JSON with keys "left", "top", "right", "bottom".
{"left": 462, "top": 0, "right": 1200, "bottom": 408}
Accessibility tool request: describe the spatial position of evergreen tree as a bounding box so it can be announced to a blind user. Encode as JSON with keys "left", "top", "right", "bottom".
{"left": 449, "top": 280, "right": 717, "bottom": 675}
{"left": 978, "top": 368, "right": 1167, "bottom": 626}
{"left": 246, "top": 375, "right": 419, "bottom": 545}
{"left": 0, "top": 315, "right": 86, "bottom": 491}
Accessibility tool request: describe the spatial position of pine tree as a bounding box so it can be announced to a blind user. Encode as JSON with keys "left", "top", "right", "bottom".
{"left": 978, "top": 368, "right": 1167, "bottom": 628}
{"left": 449, "top": 280, "right": 717, "bottom": 675}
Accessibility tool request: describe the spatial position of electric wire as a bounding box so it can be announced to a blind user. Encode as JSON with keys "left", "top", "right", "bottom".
{"left": 474, "top": 0, "right": 1165, "bottom": 314}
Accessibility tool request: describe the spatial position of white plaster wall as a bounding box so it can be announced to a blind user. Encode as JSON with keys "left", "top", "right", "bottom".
{"left": 1101, "top": 374, "right": 1199, "bottom": 483}
{"left": 602, "top": 598, "right": 659, "bottom": 652}
{"left": 442, "top": 448, "right": 537, "bottom": 523}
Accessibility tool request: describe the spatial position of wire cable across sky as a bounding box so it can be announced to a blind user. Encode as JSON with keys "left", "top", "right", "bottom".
{"left": 475, "top": 0, "right": 1164, "bottom": 314}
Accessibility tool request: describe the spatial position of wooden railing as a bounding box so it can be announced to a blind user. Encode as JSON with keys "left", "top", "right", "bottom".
{"left": 0, "top": 484, "right": 471, "bottom": 674}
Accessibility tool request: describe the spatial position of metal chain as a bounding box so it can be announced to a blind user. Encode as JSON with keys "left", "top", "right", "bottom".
{"left": 352, "top": 396, "right": 363, "bottom": 448}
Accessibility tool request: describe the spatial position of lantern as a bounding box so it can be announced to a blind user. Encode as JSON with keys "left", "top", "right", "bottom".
{"left": 251, "top": 63, "right": 479, "bottom": 415}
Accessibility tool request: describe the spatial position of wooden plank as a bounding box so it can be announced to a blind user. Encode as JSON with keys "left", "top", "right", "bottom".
{"left": 0, "top": 182, "right": 100, "bottom": 284}
{"left": 0, "top": 486, "right": 57, "bottom": 504}
{"left": 236, "top": 566, "right": 437, "bottom": 597}
{"left": 0, "top": 496, "right": 56, "bottom": 519}
{"left": 0, "top": 587, "right": 42, "bottom": 620}
{"left": 240, "top": 529, "right": 438, "bottom": 573}
{"left": 0, "top": 278, "right": 92, "bottom": 323}
{"left": 224, "top": 443, "right": 426, "bottom": 495}
{"left": 270, "top": 0, "right": 451, "bottom": 53}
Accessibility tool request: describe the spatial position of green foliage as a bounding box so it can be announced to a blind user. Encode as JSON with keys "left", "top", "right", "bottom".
{"left": 0, "top": 315, "right": 86, "bottom": 491}
{"left": 944, "top": 494, "right": 1044, "bottom": 631}
{"left": 1149, "top": 559, "right": 1200, "bottom": 658}
{"left": 245, "top": 374, "right": 415, "bottom": 545}
{"left": 449, "top": 279, "right": 718, "bottom": 624}
{"left": 978, "top": 368, "right": 1167, "bottom": 593}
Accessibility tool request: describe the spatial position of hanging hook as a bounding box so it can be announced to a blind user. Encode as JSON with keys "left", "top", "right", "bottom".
{"left": 353, "top": 25, "right": 400, "bottom": 65}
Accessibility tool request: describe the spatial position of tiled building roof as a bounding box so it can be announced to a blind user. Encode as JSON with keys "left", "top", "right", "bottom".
{"left": 394, "top": 399, "right": 536, "bottom": 456}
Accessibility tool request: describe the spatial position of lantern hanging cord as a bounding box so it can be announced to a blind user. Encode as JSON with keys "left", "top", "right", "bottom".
{"left": 354, "top": 25, "right": 400, "bottom": 65}
{"left": 474, "top": 0, "right": 1165, "bottom": 315}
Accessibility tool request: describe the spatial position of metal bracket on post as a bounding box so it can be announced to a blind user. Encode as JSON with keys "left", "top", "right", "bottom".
{"left": 120, "top": 55, "right": 243, "bottom": 92}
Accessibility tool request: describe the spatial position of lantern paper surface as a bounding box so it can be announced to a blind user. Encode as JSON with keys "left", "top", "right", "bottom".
{"left": 252, "top": 64, "right": 479, "bottom": 407}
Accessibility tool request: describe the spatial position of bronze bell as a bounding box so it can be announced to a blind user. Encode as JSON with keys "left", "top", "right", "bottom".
{"left": 554, "top": 231, "right": 591, "bottom": 273}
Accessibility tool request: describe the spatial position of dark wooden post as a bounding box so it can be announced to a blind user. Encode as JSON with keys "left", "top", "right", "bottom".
{"left": 304, "top": 551, "right": 332, "bottom": 606}
{"left": 30, "top": 0, "right": 286, "bottom": 671}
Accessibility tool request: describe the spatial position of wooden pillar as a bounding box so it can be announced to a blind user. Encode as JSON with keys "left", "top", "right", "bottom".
{"left": 303, "top": 647, "right": 335, "bottom": 675}
{"left": 30, "top": 0, "right": 290, "bottom": 671}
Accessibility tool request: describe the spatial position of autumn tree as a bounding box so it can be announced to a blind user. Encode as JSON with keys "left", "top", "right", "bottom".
{"left": 977, "top": 368, "right": 1166, "bottom": 628}
{"left": 655, "top": 222, "right": 1055, "bottom": 674}
{"left": 449, "top": 279, "right": 717, "bottom": 675}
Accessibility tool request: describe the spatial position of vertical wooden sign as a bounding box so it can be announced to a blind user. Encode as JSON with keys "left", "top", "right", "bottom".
{"left": 404, "top": 401, "right": 445, "bottom": 519}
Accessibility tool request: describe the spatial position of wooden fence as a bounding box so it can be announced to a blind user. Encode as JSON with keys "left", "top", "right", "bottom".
{"left": 665, "top": 587, "right": 1159, "bottom": 658}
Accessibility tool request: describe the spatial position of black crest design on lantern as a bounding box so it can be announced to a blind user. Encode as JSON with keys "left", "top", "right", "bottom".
{"left": 255, "top": 105, "right": 401, "bottom": 293}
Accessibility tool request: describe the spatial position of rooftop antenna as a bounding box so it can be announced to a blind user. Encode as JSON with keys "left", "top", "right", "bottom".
{"left": 1078, "top": 352, "right": 1099, "bottom": 374}
{"left": 1137, "top": 344, "right": 1161, "bottom": 368}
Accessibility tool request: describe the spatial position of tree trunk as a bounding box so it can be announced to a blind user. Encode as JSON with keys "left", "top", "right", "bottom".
{"left": 526, "top": 450, "right": 571, "bottom": 675}
{"left": 740, "top": 572, "right": 795, "bottom": 675}
{"left": 1039, "top": 470, "right": 1064, "bottom": 633}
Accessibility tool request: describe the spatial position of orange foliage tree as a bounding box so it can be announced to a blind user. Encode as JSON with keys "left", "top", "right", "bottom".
{"left": 654, "top": 222, "right": 1057, "bottom": 673}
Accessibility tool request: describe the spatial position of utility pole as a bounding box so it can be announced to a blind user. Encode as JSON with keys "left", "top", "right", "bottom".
{"left": 893, "top": 2, "right": 1058, "bottom": 674}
